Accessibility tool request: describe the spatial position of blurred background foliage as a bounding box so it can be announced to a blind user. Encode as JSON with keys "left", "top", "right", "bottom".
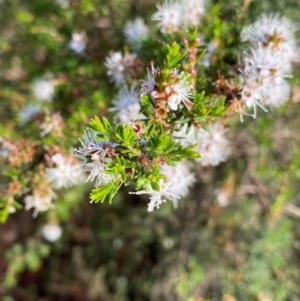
{"left": 1, "top": 0, "right": 300, "bottom": 300}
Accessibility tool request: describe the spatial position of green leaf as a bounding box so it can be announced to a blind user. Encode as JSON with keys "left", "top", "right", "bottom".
{"left": 90, "top": 178, "right": 121, "bottom": 204}
{"left": 89, "top": 115, "right": 105, "bottom": 133}
{"left": 0, "top": 208, "right": 9, "bottom": 223}
{"left": 165, "top": 42, "right": 187, "bottom": 68}
{"left": 16, "top": 10, "right": 33, "bottom": 23}
{"left": 150, "top": 180, "right": 160, "bottom": 192}
{"left": 89, "top": 116, "right": 112, "bottom": 135}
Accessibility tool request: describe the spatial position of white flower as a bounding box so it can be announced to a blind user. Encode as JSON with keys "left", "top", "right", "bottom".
{"left": 176, "top": 123, "right": 230, "bottom": 166}
{"left": 244, "top": 45, "right": 291, "bottom": 79}
{"left": 69, "top": 32, "right": 87, "bottom": 54}
{"left": 124, "top": 18, "right": 149, "bottom": 48}
{"left": 152, "top": 0, "right": 182, "bottom": 33}
{"left": 105, "top": 52, "right": 136, "bottom": 87}
{"left": 160, "top": 161, "right": 196, "bottom": 208}
{"left": 75, "top": 130, "right": 119, "bottom": 187}
{"left": 167, "top": 74, "right": 194, "bottom": 110}
{"left": 41, "top": 224, "right": 62, "bottom": 242}
{"left": 239, "top": 79, "right": 268, "bottom": 118}
{"left": 130, "top": 162, "right": 195, "bottom": 212}
{"left": 241, "top": 75, "right": 290, "bottom": 116}
{"left": 105, "top": 52, "right": 125, "bottom": 86}
{"left": 174, "top": 123, "right": 198, "bottom": 146}
{"left": 262, "top": 77, "right": 291, "bottom": 107}
{"left": 108, "top": 86, "right": 144, "bottom": 124}
{"left": 130, "top": 180, "right": 178, "bottom": 212}
{"left": 140, "top": 68, "right": 156, "bottom": 94}
{"left": 81, "top": 161, "right": 116, "bottom": 187}
{"left": 8, "top": 206, "right": 16, "bottom": 213}
{"left": 75, "top": 129, "right": 117, "bottom": 160}
{"left": 46, "top": 153, "right": 81, "bottom": 189}
{"left": 77, "top": 128, "right": 98, "bottom": 154}
{"left": 152, "top": 0, "right": 205, "bottom": 33}
{"left": 241, "top": 14, "right": 298, "bottom": 62}
{"left": 197, "top": 124, "right": 230, "bottom": 166}
{"left": 24, "top": 189, "right": 56, "bottom": 217}
{"left": 239, "top": 14, "right": 298, "bottom": 119}
{"left": 31, "top": 74, "right": 55, "bottom": 102}
{"left": 180, "top": 0, "right": 205, "bottom": 28}
{"left": 240, "top": 45, "right": 292, "bottom": 117}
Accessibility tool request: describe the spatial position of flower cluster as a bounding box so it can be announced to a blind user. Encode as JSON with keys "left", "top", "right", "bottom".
{"left": 141, "top": 67, "right": 194, "bottom": 116}
{"left": 75, "top": 129, "right": 118, "bottom": 188}
{"left": 46, "top": 153, "right": 82, "bottom": 189}
{"left": 41, "top": 223, "right": 62, "bottom": 242}
{"left": 3, "top": 1, "right": 297, "bottom": 219}
{"left": 31, "top": 74, "right": 56, "bottom": 102}
{"left": 105, "top": 51, "right": 138, "bottom": 87}
{"left": 75, "top": 40, "right": 231, "bottom": 211}
{"left": 108, "top": 85, "right": 145, "bottom": 124}
{"left": 24, "top": 185, "right": 56, "bottom": 217}
{"left": 69, "top": 32, "right": 87, "bottom": 54}
{"left": 152, "top": 0, "right": 205, "bottom": 33}
{"left": 131, "top": 162, "right": 196, "bottom": 212}
{"left": 176, "top": 123, "right": 230, "bottom": 166}
{"left": 239, "top": 14, "right": 298, "bottom": 119}
{"left": 123, "top": 18, "right": 149, "bottom": 48}
{"left": 72, "top": 16, "right": 239, "bottom": 212}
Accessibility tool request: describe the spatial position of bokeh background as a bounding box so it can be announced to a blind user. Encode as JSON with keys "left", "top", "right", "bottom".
{"left": 1, "top": 0, "right": 300, "bottom": 300}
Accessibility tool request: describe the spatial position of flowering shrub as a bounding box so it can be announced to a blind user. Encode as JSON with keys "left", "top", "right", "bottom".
{"left": 0, "top": 0, "right": 299, "bottom": 216}
{"left": 72, "top": 9, "right": 299, "bottom": 212}
{"left": 1, "top": 0, "right": 300, "bottom": 299}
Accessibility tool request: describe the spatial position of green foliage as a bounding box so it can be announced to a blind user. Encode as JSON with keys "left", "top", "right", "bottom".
{"left": 90, "top": 178, "right": 122, "bottom": 204}
{"left": 86, "top": 116, "right": 200, "bottom": 203}
{"left": 163, "top": 42, "right": 187, "bottom": 70}
{"left": 225, "top": 220, "right": 293, "bottom": 301}
{"left": 0, "top": 0, "right": 300, "bottom": 300}
{"left": 4, "top": 240, "right": 50, "bottom": 288}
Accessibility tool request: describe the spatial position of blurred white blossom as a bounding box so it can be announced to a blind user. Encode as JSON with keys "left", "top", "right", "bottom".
{"left": 244, "top": 45, "right": 291, "bottom": 79}
{"left": 31, "top": 74, "right": 55, "bottom": 102}
{"left": 131, "top": 161, "right": 195, "bottom": 212}
{"left": 180, "top": 0, "right": 205, "bottom": 28}
{"left": 152, "top": 0, "right": 182, "bottom": 33}
{"left": 105, "top": 52, "right": 136, "bottom": 86}
{"left": 241, "top": 14, "right": 298, "bottom": 62}
{"left": 176, "top": 123, "right": 230, "bottom": 166}
{"left": 131, "top": 180, "right": 176, "bottom": 212}
{"left": 75, "top": 130, "right": 119, "bottom": 188}
{"left": 153, "top": 0, "right": 205, "bottom": 33}
{"left": 24, "top": 188, "right": 56, "bottom": 217}
{"left": 41, "top": 224, "right": 62, "bottom": 242}
{"left": 81, "top": 161, "right": 117, "bottom": 188}
{"left": 123, "top": 18, "right": 149, "bottom": 48}
{"left": 69, "top": 32, "right": 87, "bottom": 54}
{"left": 160, "top": 161, "right": 196, "bottom": 208}
{"left": 46, "top": 153, "right": 82, "bottom": 189}
{"left": 108, "top": 85, "right": 144, "bottom": 124}
{"left": 239, "top": 14, "right": 298, "bottom": 118}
